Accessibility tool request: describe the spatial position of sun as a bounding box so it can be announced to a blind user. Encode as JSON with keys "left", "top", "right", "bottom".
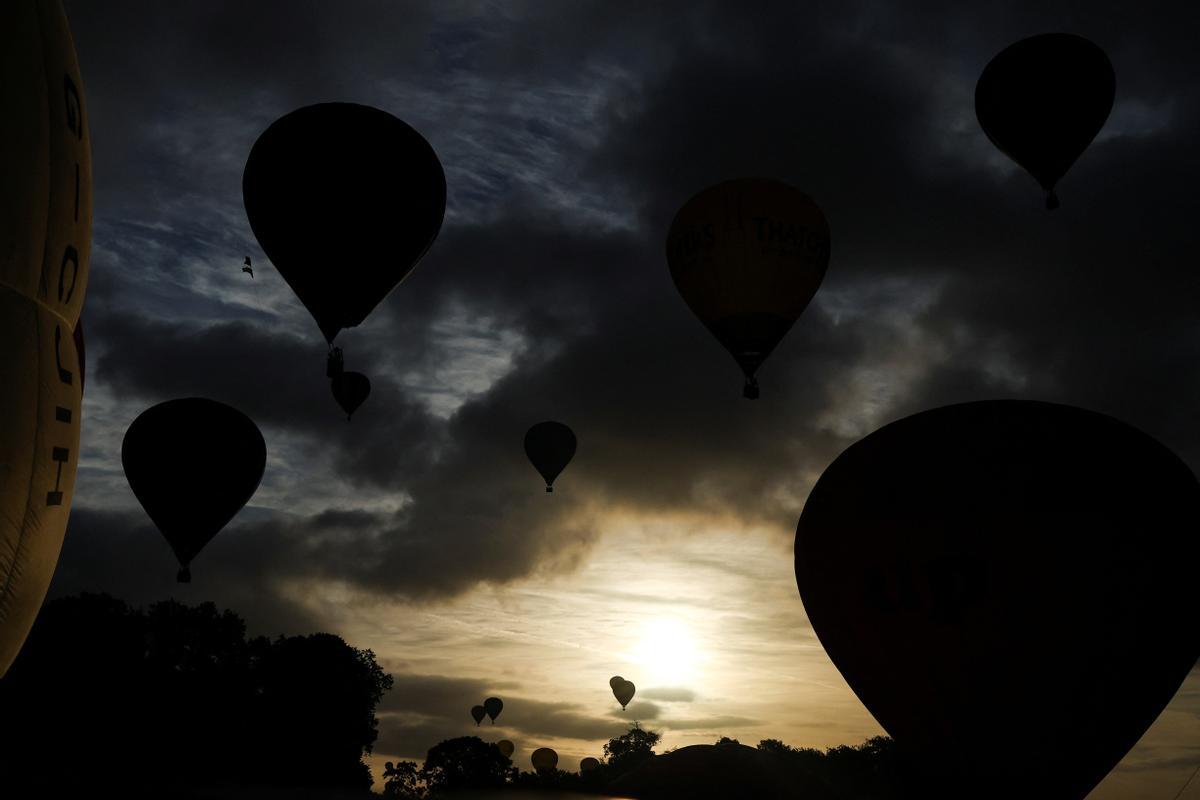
{"left": 631, "top": 619, "right": 702, "bottom": 686}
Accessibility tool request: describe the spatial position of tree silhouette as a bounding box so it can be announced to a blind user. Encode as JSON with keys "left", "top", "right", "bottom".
{"left": 0, "top": 593, "right": 391, "bottom": 796}
{"left": 382, "top": 760, "right": 425, "bottom": 798}
{"left": 421, "top": 736, "right": 511, "bottom": 794}
{"left": 603, "top": 721, "right": 661, "bottom": 777}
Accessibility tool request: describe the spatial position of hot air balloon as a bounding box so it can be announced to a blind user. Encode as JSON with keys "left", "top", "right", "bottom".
{"left": 524, "top": 421, "right": 576, "bottom": 492}
{"left": 483, "top": 696, "right": 503, "bottom": 724}
{"left": 531, "top": 747, "right": 559, "bottom": 774}
{"left": 975, "top": 33, "right": 1115, "bottom": 209}
{"left": 580, "top": 757, "right": 600, "bottom": 773}
{"left": 331, "top": 371, "right": 371, "bottom": 420}
{"left": 666, "top": 178, "right": 830, "bottom": 399}
{"left": 496, "top": 739, "right": 515, "bottom": 759}
{"left": 609, "top": 675, "right": 623, "bottom": 690}
{"left": 0, "top": 0, "right": 92, "bottom": 678}
{"left": 470, "top": 705, "right": 486, "bottom": 726}
{"left": 611, "top": 677, "right": 635, "bottom": 710}
{"left": 122, "top": 398, "right": 266, "bottom": 583}
{"left": 242, "top": 102, "right": 446, "bottom": 344}
{"left": 794, "top": 400, "right": 1200, "bottom": 800}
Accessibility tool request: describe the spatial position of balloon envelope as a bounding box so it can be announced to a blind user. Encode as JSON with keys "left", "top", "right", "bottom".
{"left": 122, "top": 398, "right": 266, "bottom": 582}
{"left": 531, "top": 747, "right": 559, "bottom": 773}
{"left": 331, "top": 371, "right": 371, "bottom": 420}
{"left": 524, "top": 421, "right": 577, "bottom": 492}
{"left": 794, "top": 399, "right": 1200, "bottom": 799}
{"left": 580, "top": 757, "right": 600, "bottom": 773}
{"left": 483, "top": 696, "right": 503, "bottom": 723}
{"left": 975, "top": 33, "right": 1114, "bottom": 209}
{"left": 666, "top": 178, "right": 830, "bottom": 398}
{"left": 496, "top": 739, "right": 515, "bottom": 759}
{"left": 242, "top": 102, "right": 446, "bottom": 343}
{"left": 0, "top": 0, "right": 91, "bottom": 677}
{"left": 470, "top": 705, "right": 486, "bottom": 726}
{"left": 612, "top": 678, "right": 635, "bottom": 709}
{"left": 608, "top": 675, "right": 623, "bottom": 690}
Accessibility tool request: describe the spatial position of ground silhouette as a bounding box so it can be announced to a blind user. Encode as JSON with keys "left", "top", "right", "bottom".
{"left": 0, "top": 593, "right": 391, "bottom": 797}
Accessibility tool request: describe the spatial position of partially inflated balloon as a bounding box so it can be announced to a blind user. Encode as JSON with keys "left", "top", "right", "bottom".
{"left": 0, "top": 0, "right": 91, "bottom": 678}
{"left": 524, "top": 421, "right": 576, "bottom": 492}
{"left": 242, "top": 103, "right": 446, "bottom": 343}
{"left": 580, "top": 757, "right": 600, "bottom": 773}
{"left": 667, "top": 178, "right": 830, "bottom": 398}
{"left": 470, "top": 705, "right": 486, "bottom": 726}
{"left": 976, "top": 34, "right": 1115, "bottom": 209}
{"left": 612, "top": 678, "right": 635, "bottom": 710}
{"left": 531, "top": 747, "right": 559, "bottom": 773}
{"left": 122, "top": 399, "right": 266, "bottom": 583}
{"left": 483, "top": 696, "right": 503, "bottom": 723}
{"left": 496, "top": 739, "right": 515, "bottom": 759}
{"left": 795, "top": 400, "right": 1200, "bottom": 800}
{"left": 331, "top": 371, "right": 371, "bottom": 420}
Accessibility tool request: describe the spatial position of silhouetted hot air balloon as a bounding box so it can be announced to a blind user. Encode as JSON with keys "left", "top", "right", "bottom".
{"left": 531, "top": 747, "right": 559, "bottom": 774}
{"left": 241, "top": 256, "right": 253, "bottom": 278}
{"left": 524, "top": 421, "right": 576, "bottom": 492}
{"left": 580, "top": 757, "right": 600, "bottom": 773}
{"left": 242, "top": 102, "right": 446, "bottom": 344}
{"left": 122, "top": 399, "right": 267, "bottom": 583}
{"left": 609, "top": 675, "right": 623, "bottom": 690}
{"left": 794, "top": 400, "right": 1200, "bottom": 800}
{"left": 667, "top": 178, "right": 830, "bottom": 398}
{"left": 331, "top": 371, "right": 371, "bottom": 420}
{"left": 976, "top": 34, "right": 1115, "bottom": 209}
{"left": 611, "top": 677, "right": 635, "bottom": 710}
{"left": 483, "top": 696, "right": 503, "bottom": 724}
{"left": 470, "top": 705, "right": 486, "bottom": 726}
{"left": 0, "top": 0, "right": 92, "bottom": 678}
{"left": 496, "top": 739, "right": 515, "bottom": 759}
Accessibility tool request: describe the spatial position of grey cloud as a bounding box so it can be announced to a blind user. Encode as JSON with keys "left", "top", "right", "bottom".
{"left": 639, "top": 687, "right": 698, "bottom": 703}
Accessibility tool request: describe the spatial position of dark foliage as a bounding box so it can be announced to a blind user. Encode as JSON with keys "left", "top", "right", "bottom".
{"left": 0, "top": 593, "right": 391, "bottom": 796}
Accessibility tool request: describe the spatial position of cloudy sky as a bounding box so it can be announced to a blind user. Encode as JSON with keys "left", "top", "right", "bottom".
{"left": 53, "top": 0, "right": 1198, "bottom": 795}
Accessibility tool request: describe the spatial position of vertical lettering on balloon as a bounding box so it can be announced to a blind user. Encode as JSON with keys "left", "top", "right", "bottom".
{"left": 64, "top": 75, "right": 82, "bottom": 140}
{"left": 46, "top": 447, "right": 70, "bottom": 506}
{"left": 54, "top": 325, "right": 73, "bottom": 385}
{"left": 58, "top": 247, "right": 78, "bottom": 305}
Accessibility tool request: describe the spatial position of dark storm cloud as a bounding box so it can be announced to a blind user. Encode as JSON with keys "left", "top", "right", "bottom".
{"left": 59, "top": 0, "right": 1200, "bottom": 613}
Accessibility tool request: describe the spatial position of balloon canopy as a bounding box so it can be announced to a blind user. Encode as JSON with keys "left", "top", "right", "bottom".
{"left": 242, "top": 102, "right": 446, "bottom": 343}
{"left": 666, "top": 178, "right": 830, "bottom": 398}
{"left": 611, "top": 677, "right": 635, "bottom": 710}
{"left": 531, "top": 747, "right": 559, "bottom": 773}
{"left": 524, "top": 421, "right": 577, "bottom": 492}
{"left": 975, "top": 33, "right": 1115, "bottom": 209}
{"left": 794, "top": 400, "right": 1200, "bottom": 800}
{"left": 483, "top": 696, "right": 503, "bottom": 723}
{"left": 122, "top": 398, "right": 267, "bottom": 583}
{"left": 496, "top": 739, "right": 515, "bottom": 759}
{"left": 580, "top": 756, "right": 600, "bottom": 773}
{"left": 331, "top": 371, "right": 371, "bottom": 420}
{"left": 470, "top": 705, "right": 486, "bottom": 726}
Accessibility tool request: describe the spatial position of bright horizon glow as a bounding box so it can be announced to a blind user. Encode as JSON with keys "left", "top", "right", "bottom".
{"left": 631, "top": 618, "right": 703, "bottom": 686}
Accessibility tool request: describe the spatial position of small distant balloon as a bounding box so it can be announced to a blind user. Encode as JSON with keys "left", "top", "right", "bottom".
{"left": 470, "top": 705, "right": 486, "bottom": 726}
{"left": 483, "top": 696, "right": 503, "bottom": 724}
{"left": 242, "top": 102, "right": 446, "bottom": 344}
{"left": 611, "top": 677, "right": 635, "bottom": 710}
{"left": 975, "top": 33, "right": 1115, "bottom": 209}
{"left": 496, "top": 739, "right": 515, "bottom": 759}
{"left": 122, "top": 398, "right": 266, "bottom": 583}
{"left": 524, "top": 421, "right": 577, "bottom": 492}
{"left": 531, "top": 747, "right": 559, "bottom": 773}
{"left": 580, "top": 757, "right": 600, "bottom": 773}
{"left": 666, "top": 178, "right": 830, "bottom": 398}
{"left": 331, "top": 371, "right": 371, "bottom": 420}
{"left": 241, "top": 256, "right": 253, "bottom": 278}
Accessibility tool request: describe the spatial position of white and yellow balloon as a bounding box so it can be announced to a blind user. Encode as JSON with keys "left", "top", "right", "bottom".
{"left": 0, "top": 0, "right": 91, "bottom": 676}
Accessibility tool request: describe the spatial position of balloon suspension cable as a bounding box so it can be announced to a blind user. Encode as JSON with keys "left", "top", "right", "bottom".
{"left": 1169, "top": 761, "right": 1200, "bottom": 800}
{"left": 743, "top": 376, "right": 760, "bottom": 400}
{"left": 1045, "top": 188, "right": 1060, "bottom": 211}
{"left": 176, "top": 565, "right": 192, "bottom": 583}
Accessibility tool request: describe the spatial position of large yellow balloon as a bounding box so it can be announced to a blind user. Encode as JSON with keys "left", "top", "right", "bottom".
{"left": 0, "top": 0, "right": 91, "bottom": 676}
{"left": 666, "top": 178, "right": 830, "bottom": 398}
